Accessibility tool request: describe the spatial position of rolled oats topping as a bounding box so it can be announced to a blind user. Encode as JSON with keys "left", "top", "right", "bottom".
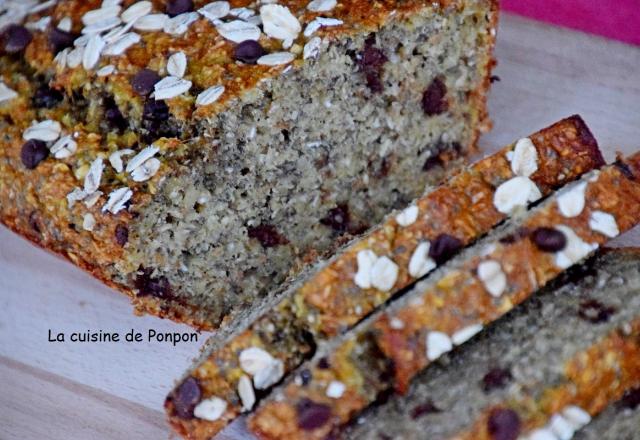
{"left": 238, "top": 375, "right": 255, "bottom": 411}
{"left": 83, "top": 190, "right": 102, "bottom": 208}
{"left": 133, "top": 13, "right": 168, "bottom": 31}
{"left": 395, "top": 205, "right": 419, "bottom": 227}
{"left": 163, "top": 11, "right": 199, "bottom": 36}
{"left": 82, "top": 213, "right": 96, "bottom": 231}
{"left": 589, "top": 211, "right": 619, "bottom": 238}
{"left": 167, "top": 51, "right": 187, "bottom": 78}
{"left": 153, "top": 75, "right": 192, "bottom": 100}
{"left": 354, "top": 249, "right": 377, "bottom": 289}
{"left": 257, "top": 51, "right": 295, "bottom": 66}
{"left": 66, "top": 46, "right": 84, "bottom": 68}
{"left": 50, "top": 134, "right": 77, "bottom": 159}
{"left": 23, "top": 119, "right": 62, "bottom": 142}
{"left": 81, "top": 16, "right": 122, "bottom": 35}
{"left": 426, "top": 331, "right": 453, "bottom": 361}
{"left": 451, "top": 323, "right": 483, "bottom": 345}
{"left": 109, "top": 149, "right": 134, "bottom": 173}
{"left": 561, "top": 406, "right": 591, "bottom": 428}
{"left": 195, "top": 85, "right": 225, "bottom": 106}
{"left": 239, "top": 347, "right": 276, "bottom": 376}
{"left": 193, "top": 397, "right": 227, "bottom": 422}
{"left": 303, "top": 36, "right": 321, "bottom": 60}
{"left": 96, "top": 64, "right": 116, "bottom": 76}
{"left": 57, "top": 16, "right": 73, "bottom": 32}
{"left": 303, "top": 17, "right": 344, "bottom": 37}
{"left": 510, "top": 137, "right": 538, "bottom": 177}
{"left": 102, "top": 32, "right": 141, "bottom": 56}
{"left": 83, "top": 157, "right": 104, "bottom": 194}
{"left": 0, "top": 82, "right": 19, "bottom": 103}
{"left": 408, "top": 242, "right": 436, "bottom": 279}
{"left": 130, "top": 157, "right": 160, "bottom": 182}
{"left": 493, "top": 176, "right": 542, "bottom": 214}
{"left": 260, "top": 4, "right": 301, "bottom": 45}
{"left": 325, "top": 380, "right": 345, "bottom": 399}
{"left": 557, "top": 181, "right": 587, "bottom": 218}
{"left": 253, "top": 357, "right": 284, "bottom": 389}
{"left": 198, "top": 1, "right": 230, "bottom": 21}
{"left": 216, "top": 20, "right": 261, "bottom": 43}
{"left": 121, "top": 1, "right": 152, "bottom": 23}
{"left": 307, "top": 0, "right": 337, "bottom": 12}
{"left": 370, "top": 256, "right": 399, "bottom": 292}
{"left": 554, "top": 225, "right": 598, "bottom": 269}
{"left": 477, "top": 260, "right": 507, "bottom": 298}
{"left": 81, "top": 5, "right": 121, "bottom": 26}
{"left": 82, "top": 34, "right": 106, "bottom": 69}
{"left": 102, "top": 187, "right": 132, "bottom": 214}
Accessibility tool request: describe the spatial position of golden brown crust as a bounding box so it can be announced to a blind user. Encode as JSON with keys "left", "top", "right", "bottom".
{"left": 247, "top": 155, "right": 640, "bottom": 440}
{"left": 164, "top": 116, "right": 605, "bottom": 440}
{"left": 453, "top": 318, "right": 640, "bottom": 440}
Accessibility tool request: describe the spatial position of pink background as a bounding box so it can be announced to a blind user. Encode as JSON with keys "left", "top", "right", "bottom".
{"left": 502, "top": 0, "right": 640, "bottom": 46}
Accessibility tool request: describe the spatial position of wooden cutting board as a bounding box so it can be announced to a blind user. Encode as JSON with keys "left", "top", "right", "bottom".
{"left": 1, "top": 13, "right": 639, "bottom": 440}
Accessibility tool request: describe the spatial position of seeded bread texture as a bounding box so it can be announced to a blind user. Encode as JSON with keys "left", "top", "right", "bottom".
{"left": 0, "top": 0, "right": 497, "bottom": 329}
{"left": 344, "top": 248, "right": 640, "bottom": 440}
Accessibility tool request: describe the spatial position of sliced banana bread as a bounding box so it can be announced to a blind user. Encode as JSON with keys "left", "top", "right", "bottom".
{"left": 343, "top": 248, "right": 640, "bottom": 440}
{"left": 0, "top": 0, "right": 497, "bottom": 328}
{"left": 164, "top": 117, "right": 605, "bottom": 439}
{"left": 247, "top": 153, "right": 640, "bottom": 439}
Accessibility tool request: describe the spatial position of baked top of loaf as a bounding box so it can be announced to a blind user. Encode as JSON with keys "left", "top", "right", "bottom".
{"left": 343, "top": 247, "right": 640, "bottom": 439}
{"left": 2, "top": 0, "right": 486, "bottom": 122}
{"left": 164, "top": 116, "right": 605, "bottom": 439}
{"left": 246, "top": 153, "right": 640, "bottom": 439}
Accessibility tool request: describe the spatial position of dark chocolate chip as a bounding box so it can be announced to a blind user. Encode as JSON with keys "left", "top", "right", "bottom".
{"left": 166, "top": 0, "right": 194, "bottom": 17}
{"left": 296, "top": 398, "right": 332, "bottom": 431}
{"left": 32, "top": 85, "right": 63, "bottom": 109}
{"left": 247, "top": 224, "right": 289, "bottom": 248}
{"left": 320, "top": 204, "right": 350, "bottom": 233}
{"left": 317, "top": 357, "right": 330, "bottom": 369}
{"left": 487, "top": 408, "right": 521, "bottom": 440}
{"left": 104, "top": 97, "right": 127, "bottom": 131}
{"left": 422, "top": 78, "right": 449, "bottom": 116}
{"left": 134, "top": 267, "right": 172, "bottom": 299}
{"left": 618, "top": 386, "right": 640, "bottom": 410}
{"left": 490, "top": 75, "right": 501, "bottom": 83}
{"left": 142, "top": 98, "right": 170, "bottom": 122}
{"left": 2, "top": 24, "right": 32, "bottom": 53}
{"left": 21, "top": 139, "right": 49, "bottom": 170}
{"left": 299, "top": 369, "right": 313, "bottom": 386}
{"left": 115, "top": 224, "right": 129, "bottom": 246}
{"left": 578, "top": 299, "right": 616, "bottom": 324}
{"left": 48, "top": 28, "right": 76, "bottom": 54}
{"left": 172, "top": 377, "right": 202, "bottom": 419}
{"left": 429, "top": 234, "right": 463, "bottom": 265}
{"left": 410, "top": 400, "right": 441, "bottom": 419}
{"left": 131, "top": 69, "right": 161, "bottom": 96}
{"left": 357, "top": 36, "right": 387, "bottom": 93}
{"left": 531, "top": 227, "right": 567, "bottom": 252}
{"left": 234, "top": 40, "right": 266, "bottom": 64}
{"left": 422, "top": 153, "right": 444, "bottom": 171}
{"left": 482, "top": 367, "right": 512, "bottom": 392}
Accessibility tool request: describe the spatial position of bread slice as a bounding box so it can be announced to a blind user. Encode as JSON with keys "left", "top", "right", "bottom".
{"left": 0, "top": 0, "right": 497, "bottom": 329}
{"left": 342, "top": 248, "right": 640, "bottom": 440}
{"left": 575, "top": 385, "right": 640, "bottom": 440}
{"left": 246, "top": 153, "right": 640, "bottom": 439}
{"left": 164, "top": 117, "right": 605, "bottom": 439}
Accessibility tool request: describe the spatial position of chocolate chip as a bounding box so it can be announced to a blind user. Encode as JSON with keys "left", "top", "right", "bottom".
{"left": 487, "top": 408, "right": 521, "bottom": 440}
{"left": 296, "top": 398, "right": 332, "bottom": 431}
{"left": 171, "top": 377, "right": 202, "bottom": 419}
{"left": 131, "top": 69, "right": 161, "bottom": 96}
{"left": 320, "top": 204, "right": 350, "bottom": 233}
{"left": 482, "top": 367, "right": 512, "bottom": 392}
{"left": 104, "top": 97, "right": 127, "bottom": 131}
{"left": 234, "top": 40, "right": 266, "bottom": 64}
{"left": 247, "top": 224, "right": 289, "bottom": 248}
{"left": 422, "top": 153, "right": 444, "bottom": 171}
{"left": 490, "top": 75, "right": 501, "bottom": 83}
{"left": 429, "top": 234, "right": 462, "bottom": 265}
{"left": 410, "top": 400, "right": 441, "bottom": 419}
{"left": 32, "top": 85, "right": 63, "bottom": 109}
{"left": 134, "top": 267, "right": 172, "bottom": 299}
{"left": 422, "top": 78, "right": 448, "bottom": 116}
{"left": 531, "top": 227, "right": 567, "bottom": 252}
{"left": 317, "top": 357, "right": 330, "bottom": 369}
{"left": 48, "top": 28, "right": 76, "bottom": 54}
{"left": 21, "top": 140, "right": 49, "bottom": 169}
{"left": 299, "top": 369, "right": 312, "bottom": 386}
{"left": 142, "top": 98, "right": 170, "bottom": 122}
{"left": 115, "top": 224, "right": 129, "bottom": 246}
{"left": 357, "top": 36, "right": 387, "bottom": 93}
{"left": 578, "top": 299, "right": 616, "bottom": 324}
{"left": 1, "top": 24, "right": 32, "bottom": 53}
{"left": 166, "top": 0, "right": 193, "bottom": 17}
{"left": 618, "top": 386, "right": 640, "bottom": 410}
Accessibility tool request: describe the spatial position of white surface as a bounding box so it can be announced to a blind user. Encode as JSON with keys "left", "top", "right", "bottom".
{"left": 1, "top": 13, "right": 640, "bottom": 440}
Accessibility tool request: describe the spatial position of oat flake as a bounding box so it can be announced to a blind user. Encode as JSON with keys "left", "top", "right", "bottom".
{"left": 133, "top": 13, "right": 168, "bottom": 31}
{"left": 257, "top": 52, "right": 295, "bottom": 66}
{"left": 195, "top": 85, "right": 225, "bottom": 106}
{"left": 153, "top": 76, "right": 192, "bottom": 100}
{"left": 198, "top": 1, "right": 230, "bottom": 21}
{"left": 102, "top": 187, "right": 133, "bottom": 214}
{"left": 0, "top": 82, "right": 18, "bottom": 103}
{"left": 167, "top": 51, "right": 187, "bottom": 78}
{"left": 260, "top": 4, "right": 301, "bottom": 43}
{"left": 307, "top": 0, "right": 337, "bottom": 12}
{"left": 216, "top": 19, "right": 261, "bottom": 43}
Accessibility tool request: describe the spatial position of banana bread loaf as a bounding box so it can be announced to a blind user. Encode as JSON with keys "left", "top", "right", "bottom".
{"left": 343, "top": 248, "right": 640, "bottom": 440}
{"left": 165, "top": 116, "right": 605, "bottom": 439}
{"left": 247, "top": 153, "right": 640, "bottom": 439}
{"left": 0, "top": 0, "right": 497, "bottom": 329}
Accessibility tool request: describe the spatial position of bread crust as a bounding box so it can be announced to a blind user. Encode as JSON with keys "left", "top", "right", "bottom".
{"left": 247, "top": 154, "right": 640, "bottom": 439}
{"left": 164, "top": 116, "right": 606, "bottom": 440}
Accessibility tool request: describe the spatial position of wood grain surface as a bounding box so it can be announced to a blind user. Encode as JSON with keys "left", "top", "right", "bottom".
{"left": 1, "top": 13, "right": 639, "bottom": 440}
